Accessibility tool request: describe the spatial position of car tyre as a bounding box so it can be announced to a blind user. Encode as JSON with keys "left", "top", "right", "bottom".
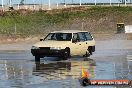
{"left": 88, "top": 47, "right": 93, "bottom": 55}
{"left": 35, "top": 56, "right": 40, "bottom": 62}
{"left": 84, "top": 51, "right": 90, "bottom": 57}
{"left": 63, "top": 48, "right": 70, "bottom": 60}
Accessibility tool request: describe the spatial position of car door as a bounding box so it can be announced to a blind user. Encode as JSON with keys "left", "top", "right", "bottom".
{"left": 83, "top": 32, "right": 95, "bottom": 48}
{"left": 70, "top": 33, "right": 86, "bottom": 56}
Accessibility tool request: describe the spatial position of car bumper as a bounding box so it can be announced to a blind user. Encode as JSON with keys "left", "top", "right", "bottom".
{"left": 31, "top": 49, "right": 65, "bottom": 57}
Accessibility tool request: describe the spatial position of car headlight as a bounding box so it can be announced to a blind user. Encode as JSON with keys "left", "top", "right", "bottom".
{"left": 31, "top": 46, "right": 40, "bottom": 49}
{"left": 50, "top": 47, "right": 61, "bottom": 50}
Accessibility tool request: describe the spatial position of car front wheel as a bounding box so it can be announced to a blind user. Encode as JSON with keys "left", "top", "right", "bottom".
{"left": 62, "top": 48, "right": 70, "bottom": 60}
{"left": 35, "top": 56, "right": 40, "bottom": 62}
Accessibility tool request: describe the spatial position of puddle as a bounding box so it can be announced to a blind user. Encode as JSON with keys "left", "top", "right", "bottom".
{"left": 0, "top": 56, "right": 131, "bottom": 88}
{"left": 0, "top": 46, "right": 131, "bottom": 88}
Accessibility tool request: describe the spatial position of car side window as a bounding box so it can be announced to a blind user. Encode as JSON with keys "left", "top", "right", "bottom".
{"left": 78, "top": 33, "right": 85, "bottom": 42}
{"left": 73, "top": 33, "right": 79, "bottom": 42}
{"left": 73, "top": 33, "right": 77, "bottom": 39}
{"left": 84, "top": 32, "right": 93, "bottom": 40}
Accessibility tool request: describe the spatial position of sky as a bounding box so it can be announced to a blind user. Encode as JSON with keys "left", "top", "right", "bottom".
{"left": 0, "top": 0, "right": 130, "bottom": 5}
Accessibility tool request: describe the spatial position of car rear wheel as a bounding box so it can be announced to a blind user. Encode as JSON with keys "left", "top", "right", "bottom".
{"left": 88, "top": 47, "right": 93, "bottom": 55}
{"left": 84, "top": 51, "right": 90, "bottom": 57}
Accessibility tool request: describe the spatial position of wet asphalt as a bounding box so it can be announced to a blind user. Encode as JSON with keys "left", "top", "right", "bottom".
{"left": 0, "top": 39, "right": 132, "bottom": 88}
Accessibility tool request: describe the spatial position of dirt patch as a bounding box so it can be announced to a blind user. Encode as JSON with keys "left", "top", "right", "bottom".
{"left": 93, "top": 33, "right": 131, "bottom": 40}
{"left": 126, "top": 33, "right": 132, "bottom": 40}
{"left": 0, "top": 34, "right": 40, "bottom": 44}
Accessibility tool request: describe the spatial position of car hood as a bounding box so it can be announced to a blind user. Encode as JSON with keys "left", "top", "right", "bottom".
{"left": 33, "top": 40, "right": 70, "bottom": 48}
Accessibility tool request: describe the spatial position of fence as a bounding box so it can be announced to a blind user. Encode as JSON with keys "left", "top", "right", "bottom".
{"left": 0, "top": 0, "right": 132, "bottom": 35}
{"left": 0, "top": 0, "right": 132, "bottom": 11}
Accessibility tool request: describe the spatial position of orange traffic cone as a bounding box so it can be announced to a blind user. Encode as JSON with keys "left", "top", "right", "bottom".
{"left": 81, "top": 67, "right": 89, "bottom": 78}
{"left": 79, "top": 67, "right": 91, "bottom": 86}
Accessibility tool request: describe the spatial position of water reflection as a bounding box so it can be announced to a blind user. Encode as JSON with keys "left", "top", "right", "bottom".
{"left": 0, "top": 56, "right": 131, "bottom": 88}
{"left": 1, "top": 60, "right": 32, "bottom": 80}
{"left": 0, "top": 60, "right": 33, "bottom": 88}
{"left": 114, "top": 56, "right": 132, "bottom": 80}
{"left": 33, "top": 58, "right": 96, "bottom": 80}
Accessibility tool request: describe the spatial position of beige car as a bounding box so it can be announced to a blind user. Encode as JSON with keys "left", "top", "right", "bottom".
{"left": 31, "top": 30, "right": 95, "bottom": 61}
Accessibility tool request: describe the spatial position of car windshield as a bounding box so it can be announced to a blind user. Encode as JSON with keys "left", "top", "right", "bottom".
{"left": 44, "top": 33, "right": 72, "bottom": 41}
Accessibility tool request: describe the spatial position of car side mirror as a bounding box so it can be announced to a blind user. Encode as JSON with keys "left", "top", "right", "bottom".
{"left": 40, "top": 38, "right": 43, "bottom": 41}
{"left": 72, "top": 38, "right": 77, "bottom": 43}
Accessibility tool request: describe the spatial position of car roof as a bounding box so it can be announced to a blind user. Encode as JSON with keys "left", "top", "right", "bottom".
{"left": 51, "top": 30, "right": 88, "bottom": 33}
